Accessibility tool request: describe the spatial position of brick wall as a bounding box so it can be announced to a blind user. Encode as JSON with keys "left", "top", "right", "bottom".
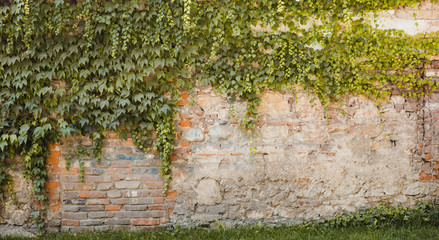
{"left": 45, "top": 136, "right": 177, "bottom": 232}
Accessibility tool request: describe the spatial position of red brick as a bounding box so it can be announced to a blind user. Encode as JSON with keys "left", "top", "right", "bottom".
{"left": 166, "top": 191, "right": 177, "bottom": 199}
{"left": 106, "top": 205, "right": 122, "bottom": 211}
{"left": 62, "top": 220, "right": 79, "bottom": 226}
{"left": 46, "top": 151, "right": 60, "bottom": 165}
{"left": 148, "top": 205, "right": 166, "bottom": 210}
{"left": 230, "top": 153, "right": 244, "bottom": 156}
{"left": 420, "top": 172, "right": 432, "bottom": 181}
{"left": 79, "top": 191, "right": 106, "bottom": 198}
{"left": 181, "top": 91, "right": 189, "bottom": 100}
{"left": 46, "top": 181, "right": 60, "bottom": 190}
{"left": 46, "top": 182, "right": 59, "bottom": 197}
{"left": 51, "top": 165, "right": 60, "bottom": 173}
{"left": 49, "top": 204, "right": 61, "bottom": 212}
{"left": 177, "top": 100, "right": 189, "bottom": 106}
{"left": 49, "top": 143, "right": 60, "bottom": 150}
{"left": 131, "top": 219, "right": 159, "bottom": 226}
{"left": 145, "top": 182, "right": 163, "bottom": 189}
{"left": 181, "top": 142, "right": 190, "bottom": 147}
{"left": 179, "top": 120, "right": 191, "bottom": 127}
{"left": 425, "top": 154, "right": 431, "bottom": 161}
{"left": 168, "top": 208, "right": 173, "bottom": 217}
{"left": 154, "top": 197, "right": 165, "bottom": 204}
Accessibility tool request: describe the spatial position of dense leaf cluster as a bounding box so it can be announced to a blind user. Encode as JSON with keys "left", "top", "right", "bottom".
{"left": 0, "top": 0, "right": 438, "bottom": 229}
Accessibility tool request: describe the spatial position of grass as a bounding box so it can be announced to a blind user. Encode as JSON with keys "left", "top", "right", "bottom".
{"left": 3, "top": 223, "right": 439, "bottom": 240}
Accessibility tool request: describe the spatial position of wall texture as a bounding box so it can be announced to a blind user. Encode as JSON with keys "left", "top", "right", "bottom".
{"left": 1, "top": 1, "right": 439, "bottom": 232}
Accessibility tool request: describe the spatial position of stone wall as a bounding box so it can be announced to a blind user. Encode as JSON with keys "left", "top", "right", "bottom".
{"left": 1, "top": 1, "right": 439, "bottom": 232}
{"left": 169, "top": 87, "right": 435, "bottom": 227}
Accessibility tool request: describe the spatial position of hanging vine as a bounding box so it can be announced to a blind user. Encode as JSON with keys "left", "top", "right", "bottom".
{"left": 0, "top": 0, "right": 439, "bottom": 229}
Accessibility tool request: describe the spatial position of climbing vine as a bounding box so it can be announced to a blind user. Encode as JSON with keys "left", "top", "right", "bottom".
{"left": 0, "top": 0, "right": 439, "bottom": 229}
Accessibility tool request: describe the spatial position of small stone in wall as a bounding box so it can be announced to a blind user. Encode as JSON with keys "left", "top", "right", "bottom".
{"left": 258, "top": 92, "right": 290, "bottom": 118}
{"left": 196, "top": 179, "right": 221, "bottom": 205}
{"left": 208, "top": 125, "right": 234, "bottom": 142}
{"left": 196, "top": 95, "right": 226, "bottom": 113}
{"left": 183, "top": 127, "right": 205, "bottom": 142}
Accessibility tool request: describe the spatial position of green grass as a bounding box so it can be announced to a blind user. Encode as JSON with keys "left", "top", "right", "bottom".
{"left": 3, "top": 223, "right": 439, "bottom": 240}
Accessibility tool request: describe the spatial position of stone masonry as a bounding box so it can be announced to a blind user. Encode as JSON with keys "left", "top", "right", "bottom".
{"left": 1, "top": 1, "right": 439, "bottom": 232}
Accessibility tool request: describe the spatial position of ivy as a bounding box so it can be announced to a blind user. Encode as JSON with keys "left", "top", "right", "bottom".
{"left": 0, "top": 0, "right": 438, "bottom": 230}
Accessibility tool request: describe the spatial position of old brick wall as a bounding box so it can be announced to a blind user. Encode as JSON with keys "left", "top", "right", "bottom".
{"left": 1, "top": 1, "right": 439, "bottom": 232}
{"left": 49, "top": 136, "right": 176, "bottom": 232}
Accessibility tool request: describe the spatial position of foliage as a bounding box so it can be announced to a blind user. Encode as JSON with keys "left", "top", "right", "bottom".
{"left": 0, "top": 0, "right": 439, "bottom": 229}
{"left": 309, "top": 201, "right": 439, "bottom": 228}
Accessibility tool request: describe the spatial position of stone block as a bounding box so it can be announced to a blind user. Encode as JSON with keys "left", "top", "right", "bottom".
{"left": 196, "top": 95, "right": 226, "bottom": 113}
{"left": 196, "top": 179, "right": 221, "bottom": 205}
{"left": 258, "top": 92, "right": 290, "bottom": 118}
{"left": 182, "top": 127, "right": 205, "bottom": 142}
{"left": 208, "top": 125, "right": 234, "bottom": 141}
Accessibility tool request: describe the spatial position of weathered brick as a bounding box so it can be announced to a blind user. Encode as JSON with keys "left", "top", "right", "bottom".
{"left": 148, "top": 205, "right": 167, "bottom": 210}
{"left": 154, "top": 198, "right": 165, "bottom": 204}
{"left": 62, "top": 212, "right": 87, "bottom": 220}
{"left": 115, "top": 211, "right": 149, "bottom": 218}
{"left": 110, "top": 198, "right": 130, "bottom": 205}
{"left": 106, "top": 219, "right": 131, "bottom": 225}
{"left": 106, "top": 205, "right": 122, "bottom": 211}
{"left": 62, "top": 226, "right": 94, "bottom": 233}
{"left": 128, "top": 197, "right": 155, "bottom": 205}
{"left": 75, "top": 183, "right": 97, "bottom": 191}
{"left": 46, "top": 151, "right": 60, "bottom": 165}
{"left": 166, "top": 191, "right": 177, "bottom": 199}
{"left": 80, "top": 219, "right": 105, "bottom": 226}
{"left": 107, "top": 190, "right": 122, "bottom": 198}
{"left": 97, "top": 183, "right": 113, "bottom": 191}
{"left": 124, "top": 205, "right": 149, "bottom": 211}
{"left": 181, "top": 91, "right": 189, "bottom": 100}
{"left": 79, "top": 191, "right": 107, "bottom": 198}
{"left": 115, "top": 181, "right": 141, "bottom": 189}
{"left": 86, "top": 199, "right": 110, "bottom": 205}
{"left": 83, "top": 175, "right": 112, "bottom": 183}
{"left": 94, "top": 226, "right": 111, "bottom": 231}
{"left": 112, "top": 161, "right": 131, "bottom": 168}
{"left": 131, "top": 219, "right": 159, "bottom": 226}
{"left": 61, "top": 168, "right": 79, "bottom": 175}
{"left": 144, "top": 182, "right": 163, "bottom": 189}
{"left": 61, "top": 175, "right": 80, "bottom": 182}
{"left": 88, "top": 212, "right": 107, "bottom": 219}
{"left": 79, "top": 205, "right": 105, "bottom": 211}
{"left": 179, "top": 120, "right": 191, "bottom": 127}
{"left": 62, "top": 220, "right": 79, "bottom": 226}
{"left": 63, "top": 198, "right": 86, "bottom": 205}
{"left": 61, "top": 191, "right": 79, "bottom": 199}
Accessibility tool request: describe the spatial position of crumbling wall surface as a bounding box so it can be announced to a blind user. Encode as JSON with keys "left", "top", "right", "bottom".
{"left": 169, "top": 87, "right": 438, "bottom": 227}
{"left": 0, "top": 157, "right": 35, "bottom": 227}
